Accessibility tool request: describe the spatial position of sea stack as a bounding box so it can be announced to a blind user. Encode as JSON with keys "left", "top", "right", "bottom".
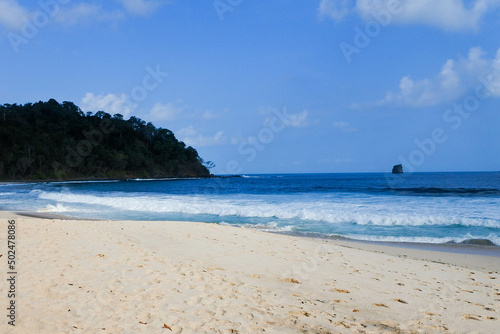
{"left": 392, "top": 164, "right": 403, "bottom": 174}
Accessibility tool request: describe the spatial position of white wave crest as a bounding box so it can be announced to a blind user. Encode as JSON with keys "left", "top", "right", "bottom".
{"left": 35, "top": 191, "right": 500, "bottom": 229}
{"left": 340, "top": 233, "right": 500, "bottom": 246}
{"left": 37, "top": 203, "right": 74, "bottom": 213}
{"left": 47, "top": 180, "right": 120, "bottom": 185}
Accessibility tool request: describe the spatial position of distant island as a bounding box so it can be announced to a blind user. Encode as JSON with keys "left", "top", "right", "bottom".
{"left": 392, "top": 164, "right": 403, "bottom": 174}
{"left": 0, "top": 99, "right": 212, "bottom": 181}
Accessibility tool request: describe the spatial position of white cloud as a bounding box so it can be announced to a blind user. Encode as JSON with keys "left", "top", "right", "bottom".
{"left": 80, "top": 93, "right": 136, "bottom": 118}
{"left": 319, "top": 0, "right": 500, "bottom": 31}
{"left": 177, "top": 126, "right": 226, "bottom": 147}
{"left": 488, "top": 49, "right": 500, "bottom": 96}
{"left": 202, "top": 110, "right": 217, "bottom": 120}
{"left": 333, "top": 121, "right": 358, "bottom": 132}
{"left": 118, "top": 0, "right": 165, "bottom": 16}
{"left": 356, "top": 0, "right": 500, "bottom": 31}
{"left": 230, "top": 135, "right": 242, "bottom": 145}
{"left": 0, "top": 0, "right": 167, "bottom": 31}
{"left": 333, "top": 121, "right": 349, "bottom": 128}
{"left": 318, "top": 0, "right": 354, "bottom": 22}
{"left": 148, "top": 102, "right": 186, "bottom": 122}
{"left": 283, "top": 110, "right": 310, "bottom": 127}
{"left": 262, "top": 108, "right": 310, "bottom": 128}
{"left": 0, "top": 0, "right": 30, "bottom": 31}
{"left": 55, "top": 3, "right": 124, "bottom": 25}
{"left": 177, "top": 125, "right": 196, "bottom": 137}
{"left": 380, "top": 47, "right": 500, "bottom": 107}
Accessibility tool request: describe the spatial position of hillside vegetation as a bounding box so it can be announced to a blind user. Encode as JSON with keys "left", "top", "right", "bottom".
{"left": 0, "top": 99, "right": 211, "bottom": 180}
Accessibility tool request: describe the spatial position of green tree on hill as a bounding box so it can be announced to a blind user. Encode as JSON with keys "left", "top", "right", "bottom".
{"left": 0, "top": 99, "right": 211, "bottom": 181}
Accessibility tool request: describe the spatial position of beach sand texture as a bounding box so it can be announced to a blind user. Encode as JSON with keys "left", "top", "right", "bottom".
{"left": 0, "top": 211, "right": 499, "bottom": 333}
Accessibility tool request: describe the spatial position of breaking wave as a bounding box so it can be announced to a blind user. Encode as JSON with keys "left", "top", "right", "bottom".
{"left": 35, "top": 190, "right": 500, "bottom": 229}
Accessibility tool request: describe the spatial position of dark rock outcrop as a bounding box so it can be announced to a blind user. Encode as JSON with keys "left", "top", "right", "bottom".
{"left": 392, "top": 164, "right": 403, "bottom": 174}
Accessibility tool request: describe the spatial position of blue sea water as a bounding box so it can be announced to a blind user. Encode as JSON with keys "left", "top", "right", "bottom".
{"left": 1, "top": 172, "right": 499, "bottom": 246}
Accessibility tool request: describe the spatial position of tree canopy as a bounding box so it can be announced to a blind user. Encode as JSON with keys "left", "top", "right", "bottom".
{"left": 0, "top": 99, "right": 211, "bottom": 180}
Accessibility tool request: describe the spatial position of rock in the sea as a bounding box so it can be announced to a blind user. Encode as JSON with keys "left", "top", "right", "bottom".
{"left": 460, "top": 239, "right": 496, "bottom": 246}
{"left": 392, "top": 164, "right": 403, "bottom": 174}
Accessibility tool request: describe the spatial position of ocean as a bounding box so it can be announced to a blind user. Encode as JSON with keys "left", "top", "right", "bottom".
{"left": 1, "top": 172, "right": 500, "bottom": 246}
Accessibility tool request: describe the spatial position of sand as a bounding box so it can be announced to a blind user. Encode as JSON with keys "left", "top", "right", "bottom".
{"left": 0, "top": 211, "right": 499, "bottom": 333}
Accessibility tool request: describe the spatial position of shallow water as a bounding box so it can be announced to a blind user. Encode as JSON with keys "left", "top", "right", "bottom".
{"left": 1, "top": 172, "right": 499, "bottom": 246}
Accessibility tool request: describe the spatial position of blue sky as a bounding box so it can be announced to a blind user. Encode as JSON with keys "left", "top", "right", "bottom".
{"left": 1, "top": 0, "right": 499, "bottom": 174}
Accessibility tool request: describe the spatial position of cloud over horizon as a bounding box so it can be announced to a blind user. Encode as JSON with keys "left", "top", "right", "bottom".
{"left": 80, "top": 93, "right": 137, "bottom": 118}
{"left": 379, "top": 47, "right": 500, "bottom": 107}
{"left": 177, "top": 126, "right": 226, "bottom": 147}
{"left": 148, "top": 102, "right": 186, "bottom": 122}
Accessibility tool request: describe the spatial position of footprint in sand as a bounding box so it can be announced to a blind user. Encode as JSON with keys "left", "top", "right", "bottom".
{"left": 463, "top": 314, "right": 481, "bottom": 320}
{"left": 374, "top": 303, "right": 389, "bottom": 308}
{"left": 393, "top": 298, "right": 408, "bottom": 304}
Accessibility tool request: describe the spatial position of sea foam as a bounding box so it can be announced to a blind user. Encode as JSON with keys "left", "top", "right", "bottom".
{"left": 36, "top": 190, "right": 500, "bottom": 228}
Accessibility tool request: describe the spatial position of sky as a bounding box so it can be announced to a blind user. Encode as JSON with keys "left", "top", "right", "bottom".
{"left": 1, "top": 0, "right": 499, "bottom": 174}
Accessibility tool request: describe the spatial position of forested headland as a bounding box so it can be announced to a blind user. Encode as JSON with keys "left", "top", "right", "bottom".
{"left": 0, "top": 99, "right": 212, "bottom": 181}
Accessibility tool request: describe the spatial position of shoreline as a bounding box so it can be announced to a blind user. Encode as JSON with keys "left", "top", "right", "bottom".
{"left": 13, "top": 210, "right": 500, "bottom": 271}
{"left": 276, "top": 231, "right": 500, "bottom": 256}
{"left": 1, "top": 210, "right": 499, "bottom": 333}
{"left": 0, "top": 175, "right": 218, "bottom": 185}
{"left": 3, "top": 172, "right": 499, "bottom": 256}
{"left": 14, "top": 210, "right": 500, "bottom": 259}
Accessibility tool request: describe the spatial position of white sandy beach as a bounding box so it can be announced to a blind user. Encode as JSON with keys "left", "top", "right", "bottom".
{"left": 0, "top": 210, "right": 499, "bottom": 333}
